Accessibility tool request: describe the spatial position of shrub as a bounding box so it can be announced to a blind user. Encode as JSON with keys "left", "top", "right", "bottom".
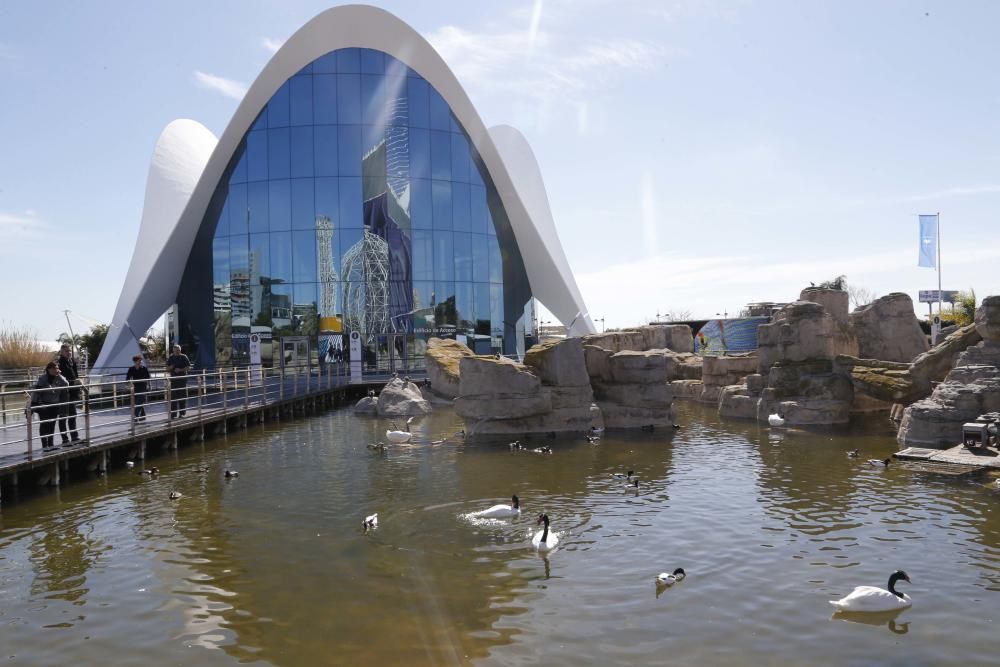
{"left": 0, "top": 322, "right": 55, "bottom": 369}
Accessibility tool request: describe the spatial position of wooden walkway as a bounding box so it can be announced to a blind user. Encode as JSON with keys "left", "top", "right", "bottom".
{"left": 895, "top": 444, "right": 1000, "bottom": 471}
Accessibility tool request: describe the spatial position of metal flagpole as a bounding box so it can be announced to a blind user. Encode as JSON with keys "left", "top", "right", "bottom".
{"left": 936, "top": 212, "right": 942, "bottom": 322}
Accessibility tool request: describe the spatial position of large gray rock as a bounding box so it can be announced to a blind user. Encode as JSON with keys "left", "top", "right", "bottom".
{"left": 353, "top": 396, "right": 378, "bottom": 415}
{"left": 598, "top": 402, "right": 676, "bottom": 429}
{"left": 700, "top": 354, "right": 758, "bottom": 403}
{"left": 975, "top": 295, "right": 1000, "bottom": 342}
{"left": 757, "top": 302, "right": 835, "bottom": 374}
{"left": 592, "top": 380, "right": 672, "bottom": 410}
{"left": 459, "top": 357, "right": 541, "bottom": 396}
{"left": 670, "top": 379, "right": 704, "bottom": 400}
{"left": 664, "top": 352, "right": 703, "bottom": 381}
{"left": 800, "top": 287, "right": 849, "bottom": 327}
{"left": 850, "top": 292, "right": 929, "bottom": 363}
{"left": 609, "top": 350, "right": 669, "bottom": 384}
{"left": 455, "top": 390, "right": 552, "bottom": 420}
{"left": 524, "top": 338, "right": 590, "bottom": 386}
{"left": 718, "top": 385, "right": 759, "bottom": 420}
{"left": 377, "top": 377, "right": 433, "bottom": 416}
{"left": 583, "top": 330, "right": 646, "bottom": 353}
{"left": 424, "top": 337, "right": 474, "bottom": 399}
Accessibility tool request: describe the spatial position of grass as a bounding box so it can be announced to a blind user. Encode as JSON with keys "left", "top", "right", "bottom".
{"left": 0, "top": 322, "right": 56, "bottom": 370}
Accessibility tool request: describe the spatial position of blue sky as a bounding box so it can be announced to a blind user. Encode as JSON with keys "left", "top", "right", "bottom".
{"left": 2, "top": 0, "right": 999, "bottom": 339}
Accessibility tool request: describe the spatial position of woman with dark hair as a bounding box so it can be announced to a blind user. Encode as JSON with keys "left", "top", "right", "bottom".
{"left": 126, "top": 355, "right": 151, "bottom": 421}
{"left": 30, "top": 361, "right": 69, "bottom": 450}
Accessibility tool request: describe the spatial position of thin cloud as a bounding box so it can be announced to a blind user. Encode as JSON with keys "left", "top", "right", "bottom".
{"left": 901, "top": 184, "right": 1000, "bottom": 203}
{"left": 0, "top": 211, "right": 49, "bottom": 257}
{"left": 193, "top": 70, "right": 247, "bottom": 101}
{"left": 261, "top": 37, "right": 284, "bottom": 54}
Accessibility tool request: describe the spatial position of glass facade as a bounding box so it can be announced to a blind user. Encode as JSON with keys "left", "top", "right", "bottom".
{"left": 177, "top": 48, "right": 534, "bottom": 370}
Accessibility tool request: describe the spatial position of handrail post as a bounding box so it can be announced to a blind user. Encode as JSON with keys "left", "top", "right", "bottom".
{"left": 280, "top": 365, "right": 285, "bottom": 402}
{"left": 129, "top": 382, "right": 136, "bottom": 436}
{"left": 166, "top": 376, "right": 172, "bottom": 423}
{"left": 82, "top": 385, "right": 91, "bottom": 444}
{"left": 244, "top": 367, "right": 250, "bottom": 409}
{"left": 24, "top": 392, "right": 33, "bottom": 456}
{"left": 198, "top": 374, "right": 204, "bottom": 418}
{"left": 221, "top": 369, "right": 228, "bottom": 415}
{"left": 112, "top": 380, "right": 118, "bottom": 409}
{"left": 306, "top": 361, "right": 311, "bottom": 394}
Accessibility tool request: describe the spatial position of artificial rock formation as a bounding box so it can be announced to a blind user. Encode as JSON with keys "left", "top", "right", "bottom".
{"left": 424, "top": 337, "right": 475, "bottom": 399}
{"left": 583, "top": 324, "right": 694, "bottom": 354}
{"left": 376, "top": 377, "right": 433, "bottom": 417}
{"left": 699, "top": 354, "right": 758, "bottom": 404}
{"left": 850, "top": 292, "right": 929, "bottom": 363}
{"left": 454, "top": 338, "right": 593, "bottom": 435}
{"left": 584, "top": 346, "right": 676, "bottom": 429}
{"left": 800, "top": 287, "right": 859, "bottom": 357}
{"left": 898, "top": 295, "right": 1000, "bottom": 447}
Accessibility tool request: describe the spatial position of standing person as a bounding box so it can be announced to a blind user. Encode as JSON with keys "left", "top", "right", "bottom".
{"left": 167, "top": 344, "right": 191, "bottom": 418}
{"left": 126, "top": 354, "right": 151, "bottom": 421}
{"left": 30, "top": 361, "right": 69, "bottom": 450}
{"left": 56, "top": 343, "right": 81, "bottom": 444}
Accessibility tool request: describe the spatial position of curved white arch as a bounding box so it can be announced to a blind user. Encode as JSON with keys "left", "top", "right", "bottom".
{"left": 96, "top": 4, "right": 593, "bottom": 370}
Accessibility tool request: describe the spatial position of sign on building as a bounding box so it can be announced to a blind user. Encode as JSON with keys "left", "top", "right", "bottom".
{"left": 349, "top": 331, "right": 362, "bottom": 382}
{"left": 919, "top": 290, "right": 959, "bottom": 303}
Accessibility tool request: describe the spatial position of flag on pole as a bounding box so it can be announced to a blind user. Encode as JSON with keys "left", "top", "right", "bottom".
{"left": 918, "top": 214, "right": 938, "bottom": 268}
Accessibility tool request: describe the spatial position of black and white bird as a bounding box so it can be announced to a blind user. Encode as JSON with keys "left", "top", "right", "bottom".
{"left": 656, "top": 568, "right": 686, "bottom": 586}
{"left": 532, "top": 446, "right": 552, "bottom": 454}
{"left": 868, "top": 458, "right": 891, "bottom": 468}
{"left": 532, "top": 514, "right": 559, "bottom": 551}
{"left": 363, "top": 513, "right": 378, "bottom": 530}
{"left": 509, "top": 440, "right": 523, "bottom": 451}
{"left": 830, "top": 570, "right": 912, "bottom": 612}
{"left": 847, "top": 449, "right": 860, "bottom": 458}
{"left": 612, "top": 470, "right": 635, "bottom": 480}
{"left": 474, "top": 495, "right": 521, "bottom": 519}
{"left": 225, "top": 469, "right": 239, "bottom": 478}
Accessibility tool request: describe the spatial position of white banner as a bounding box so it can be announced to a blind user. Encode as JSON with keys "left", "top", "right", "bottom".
{"left": 349, "top": 331, "right": 362, "bottom": 382}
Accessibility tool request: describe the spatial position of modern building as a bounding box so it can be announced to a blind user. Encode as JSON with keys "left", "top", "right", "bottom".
{"left": 95, "top": 5, "right": 594, "bottom": 374}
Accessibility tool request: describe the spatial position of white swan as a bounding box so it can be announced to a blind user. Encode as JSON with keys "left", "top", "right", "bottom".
{"left": 532, "top": 514, "right": 559, "bottom": 552}
{"left": 868, "top": 458, "right": 891, "bottom": 468}
{"left": 656, "top": 568, "right": 686, "bottom": 586}
{"left": 363, "top": 513, "right": 378, "bottom": 530}
{"left": 386, "top": 417, "right": 415, "bottom": 444}
{"left": 768, "top": 413, "right": 785, "bottom": 427}
{"left": 830, "top": 570, "right": 912, "bottom": 612}
{"left": 474, "top": 495, "right": 521, "bottom": 519}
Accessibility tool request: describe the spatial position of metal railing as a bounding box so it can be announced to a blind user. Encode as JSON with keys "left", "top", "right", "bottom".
{"left": 0, "top": 361, "right": 384, "bottom": 461}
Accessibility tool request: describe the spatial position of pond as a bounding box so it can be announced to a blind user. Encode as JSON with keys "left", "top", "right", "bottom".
{"left": 1, "top": 402, "right": 998, "bottom": 666}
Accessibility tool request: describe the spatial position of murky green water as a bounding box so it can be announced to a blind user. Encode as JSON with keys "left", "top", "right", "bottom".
{"left": 1, "top": 403, "right": 998, "bottom": 666}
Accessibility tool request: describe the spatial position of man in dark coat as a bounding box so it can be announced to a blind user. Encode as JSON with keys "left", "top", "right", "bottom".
{"left": 31, "top": 361, "right": 69, "bottom": 450}
{"left": 167, "top": 344, "right": 191, "bottom": 418}
{"left": 57, "top": 344, "right": 81, "bottom": 443}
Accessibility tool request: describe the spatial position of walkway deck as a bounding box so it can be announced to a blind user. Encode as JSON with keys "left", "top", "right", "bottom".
{"left": 895, "top": 444, "right": 1000, "bottom": 471}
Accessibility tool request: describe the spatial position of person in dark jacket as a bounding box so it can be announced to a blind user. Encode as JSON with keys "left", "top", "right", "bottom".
{"left": 167, "top": 344, "right": 191, "bottom": 418}
{"left": 126, "top": 354, "right": 151, "bottom": 420}
{"left": 31, "top": 361, "right": 69, "bottom": 450}
{"left": 56, "top": 344, "right": 81, "bottom": 443}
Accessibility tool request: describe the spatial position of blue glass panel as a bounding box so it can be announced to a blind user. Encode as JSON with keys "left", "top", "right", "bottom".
{"left": 412, "top": 230, "right": 434, "bottom": 281}
{"left": 430, "top": 131, "right": 451, "bottom": 181}
{"left": 361, "top": 74, "right": 387, "bottom": 133}
{"left": 290, "top": 126, "right": 314, "bottom": 178}
{"left": 362, "top": 123, "right": 384, "bottom": 157}
{"left": 450, "top": 113, "right": 462, "bottom": 134}
{"left": 314, "top": 51, "right": 337, "bottom": 73}
{"left": 294, "top": 284, "right": 318, "bottom": 333}
{"left": 413, "top": 280, "right": 434, "bottom": 311}
{"left": 291, "top": 178, "right": 315, "bottom": 230}
{"left": 490, "top": 284, "right": 504, "bottom": 336}
{"left": 360, "top": 48, "right": 384, "bottom": 74}
{"left": 212, "top": 236, "right": 229, "bottom": 285}
{"left": 247, "top": 131, "right": 267, "bottom": 181}
{"left": 408, "top": 127, "right": 430, "bottom": 178}
{"left": 314, "top": 125, "right": 338, "bottom": 176}
{"left": 292, "top": 230, "right": 317, "bottom": 283}
{"left": 314, "top": 177, "right": 339, "bottom": 227}
{"left": 453, "top": 231, "right": 472, "bottom": 281}
{"left": 229, "top": 145, "right": 248, "bottom": 184}
{"left": 267, "top": 81, "right": 290, "bottom": 128}
{"left": 451, "top": 134, "right": 471, "bottom": 183}
{"left": 452, "top": 182, "right": 471, "bottom": 232}
{"left": 313, "top": 74, "right": 337, "bottom": 124}
{"left": 229, "top": 235, "right": 248, "bottom": 273}
{"left": 290, "top": 75, "right": 313, "bottom": 126}
{"left": 338, "top": 177, "right": 363, "bottom": 227}
{"left": 433, "top": 231, "right": 454, "bottom": 281}
{"left": 268, "top": 179, "right": 291, "bottom": 231}
{"left": 487, "top": 208, "right": 496, "bottom": 236}
{"left": 267, "top": 128, "right": 290, "bottom": 180}
{"left": 434, "top": 281, "right": 456, "bottom": 326}
{"left": 296, "top": 62, "right": 313, "bottom": 75}
{"left": 216, "top": 197, "right": 230, "bottom": 237}
{"left": 249, "top": 233, "right": 270, "bottom": 284}
{"left": 489, "top": 234, "right": 502, "bottom": 282}
{"left": 337, "top": 48, "right": 361, "bottom": 73}
{"left": 432, "top": 181, "right": 452, "bottom": 230}
{"left": 474, "top": 282, "right": 491, "bottom": 334}
{"left": 455, "top": 282, "right": 474, "bottom": 329}
{"left": 410, "top": 179, "right": 432, "bottom": 229}
{"left": 470, "top": 158, "right": 485, "bottom": 188}
{"left": 251, "top": 108, "right": 267, "bottom": 131}
{"left": 339, "top": 228, "right": 364, "bottom": 276}
{"left": 406, "top": 78, "right": 429, "bottom": 128}
{"left": 337, "top": 125, "right": 362, "bottom": 176}
{"left": 472, "top": 233, "right": 489, "bottom": 282}
{"left": 270, "top": 232, "right": 293, "bottom": 284}
{"left": 228, "top": 183, "right": 248, "bottom": 235}
{"left": 428, "top": 87, "right": 450, "bottom": 131}
{"left": 470, "top": 185, "right": 488, "bottom": 234}
{"left": 316, "top": 228, "right": 339, "bottom": 282}
{"left": 248, "top": 181, "right": 268, "bottom": 233}
{"left": 337, "top": 74, "right": 361, "bottom": 125}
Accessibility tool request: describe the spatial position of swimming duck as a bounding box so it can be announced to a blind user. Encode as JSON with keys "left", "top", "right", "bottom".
{"left": 386, "top": 417, "right": 415, "bottom": 444}
{"left": 623, "top": 478, "right": 640, "bottom": 491}
{"left": 363, "top": 513, "right": 378, "bottom": 530}
{"left": 475, "top": 495, "right": 521, "bottom": 519}
{"left": 590, "top": 426, "right": 605, "bottom": 435}
{"left": 612, "top": 470, "right": 635, "bottom": 480}
{"left": 532, "top": 446, "right": 552, "bottom": 454}
{"left": 847, "top": 449, "right": 860, "bottom": 458}
{"left": 532, "top": 514, "right": 559, "bottom": 551}
{"left": 868, "top": 458, "right": 891, "bottom": 468}
{"left": 509, "top": 440, "right": 523, "bottom": 451}
{"left": 586, "top": 435, "right": 600, "bottom": 444}
{"left": 829, "top": 570, "right": 912, "bottom": 612}
{"left": 768, "top": 413, "right": 785, "bottom": 427}
{"left": 455, "top": 430, "right": 466, "bottom": 438}
{"left": 225, "top": 469, "right": 239, "bottom": 478}
{"left": 656, "top": 568, "right": 686, "bottom": 586}
{"left": 169, "top": 491, "right": 183, "bottom": 500}
{"left": 366, "top": 441, "right": 387, "bottom": 452}
{"left": 125, "top": 461, "right": 135, "bottom": 469}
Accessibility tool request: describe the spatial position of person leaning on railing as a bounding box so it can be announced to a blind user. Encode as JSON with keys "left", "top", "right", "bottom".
{"left": 167, "top": 344, "right": 191, "bottom": 419}
{"left": 57, "top": 343, "right": 82, "bottom": 444}
{"left": 126, "top": 354, "right": 151, "bottom": 421}
{"left": 29, "top": 361, "right": 69, "bottom": 450}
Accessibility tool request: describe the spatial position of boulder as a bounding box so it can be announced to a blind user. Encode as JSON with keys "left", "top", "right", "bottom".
{"left": 583, "top": 345, "right": 614, "bottom": 382}
{"left": 424, "top": 337, "right": 475, "bottom": 399}
{"left": 459, "top": 357, "right": 541, "bottom": 397}
{"left": 664, "top": 352, "right": 703, "bottom": 381}
{"left": 455, "top": 390, "right": 552, "bottom": 420}
{"left": 670, "top": 379, "right": 704, "bottom": 400}
{"left": 591, "top": 380, "right": 672, "bottom": 410}
{"left": 376, "top": 377, "right": 433, "bottom": 416}
{"left": 700, "top": 354, "right": 758, "bottom": 403}
{"left": 757, "top": 302, "right": 835, "bottom": 374}
{"left": 609, "top": 350, "right": 669, "bottom": 384}
{"left": 850, "top": 292, "right": 929, "bottom": 363}
{"left": 598, "top": 402, "right": 676, "bottom": 429}
{"left": 524, "top": 338, "right": 590, "bottom": 387}
{"left": 800, "top": 287, "right": 850, "bottom": 326}
{"left": 718, "top": 384, "right": 759, "bottom": 420}
{"left": 582, "top": 330, "right": 646, "bottom": 353}
{"left": 353, "top": 396, "right": 378, "bottom": 415}
{"left": 975, "top": 295, "right": 1000, "bottom": 342}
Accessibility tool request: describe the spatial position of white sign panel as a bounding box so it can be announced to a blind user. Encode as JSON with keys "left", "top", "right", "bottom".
{"left": 349, "top": 331, "right": 362, "bottom": 382}
{"left": 248, "top": 333, "right": 263, "bottom": 384}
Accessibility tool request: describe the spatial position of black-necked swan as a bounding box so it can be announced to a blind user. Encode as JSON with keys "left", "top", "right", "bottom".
{"left": 386, "top": 417, "right": 415, "bottom": 443}
{"left": 475, "top": 495, "right": 521, "bottom": 519}
{"left": 532, "top": 514, "right": 559, "bottom": 551}
{"left": 656, "top": 568, "right": 686, "bottom": 586}
{"left": 868, "top": 458, "right": 891, "bottom": 468}
{"left": 829, "top": 570, "right": 912, "bottom": 612}
{"left": 363, "top": 513, "right": 378, "bottom": 530}
{"left": 169, "top": 491, "right": 183, "bottom": 500}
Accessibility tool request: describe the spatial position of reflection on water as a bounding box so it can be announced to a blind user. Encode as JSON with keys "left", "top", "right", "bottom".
{"left": 0, "top": 402, "right": 999, "bottom": 666}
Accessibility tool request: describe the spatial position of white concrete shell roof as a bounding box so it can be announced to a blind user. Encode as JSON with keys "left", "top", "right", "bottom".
{"left": 95, "top": 4, "right": 593, "bottom": 371}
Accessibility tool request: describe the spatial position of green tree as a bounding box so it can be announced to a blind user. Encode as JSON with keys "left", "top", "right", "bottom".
{"left": 59, "top": 324, "right": 110, "bottom": 364}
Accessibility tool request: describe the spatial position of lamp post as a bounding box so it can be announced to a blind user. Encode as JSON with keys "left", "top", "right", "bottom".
{"left": 596, "top": 317, "right": 605, "bottom": 332}
{"left": 716, "top": 311, "right": 728, "bottom": 319}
